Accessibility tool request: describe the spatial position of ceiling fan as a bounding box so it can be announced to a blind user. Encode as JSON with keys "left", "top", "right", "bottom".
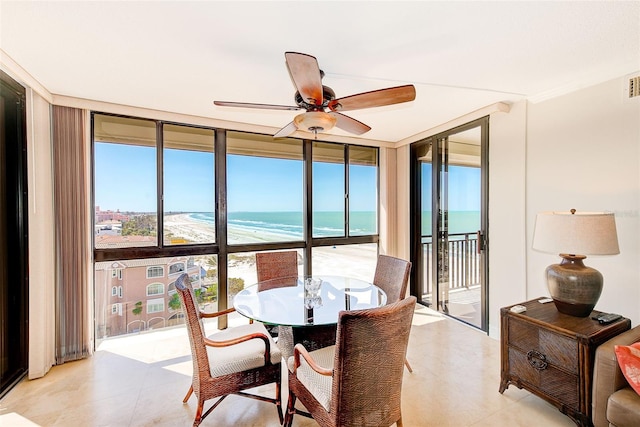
{"left": 214, "top": 52, "right": 416, "bottom": 138}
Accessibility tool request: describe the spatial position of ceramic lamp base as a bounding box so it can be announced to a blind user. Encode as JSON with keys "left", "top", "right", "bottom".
{"left": 546, "top": 254, "right": 603, "bottom": 317}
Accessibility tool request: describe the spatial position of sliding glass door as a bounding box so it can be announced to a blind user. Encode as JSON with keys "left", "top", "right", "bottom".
{"left": 411, "top": 117, "right": 488, "bottom": 331}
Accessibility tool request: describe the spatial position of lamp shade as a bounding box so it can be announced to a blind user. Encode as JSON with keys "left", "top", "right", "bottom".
{"left": 532, "top": 211, "right": 619, "bottom": 256}
{"left": 294, "top": 111, "right": 337, "bottom": 133}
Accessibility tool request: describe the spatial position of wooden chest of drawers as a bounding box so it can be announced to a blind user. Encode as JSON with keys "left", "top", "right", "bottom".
{"left": 499, "top": 298, "right": 630, "bottom": 426}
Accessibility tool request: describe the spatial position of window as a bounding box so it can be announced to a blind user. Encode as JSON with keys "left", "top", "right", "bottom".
{"left": 94, "top": 114, "right": 158, "bottom": 248}
{"left": 312, "top": 243, "right": 378, "bottom": 281}
{"left": 147, "top": 266, "right": 164, "bottom": 278}
{"left": 313, "top": 142, "right": 345, "bottom": 237}
{"left": 312, "top": 144, "right": 378, "bottom": 237}
{"left": 348, "top": 146, "right": 378, "bottom": 236}
{"left": 146, "top": 283, "right": 164, "bottom": 297}
{"left": 169, "top": 263, "right": 185, "bottom": 275}
{"left": 94, "top": 255, "right": 217, "bottom": 338}
{"left": 167, "top": 281, "right": 176, "bottom": 294}
{"left": 110, "top": 268, "right": 123, "bottom": 280}
{"left": 163, "top": 124, "right": 215, "bottom": 245}
{"left": 227, "top": 132, "right": 304, "bottom": 244}
{"left": 111, "top": 303, "right": 122, "bottom": 316}
{"left": 147, "top": 298, "right": 165, "bottom": 314}
{"left": 92, "top": 112, "right": 380, "bottom": 341}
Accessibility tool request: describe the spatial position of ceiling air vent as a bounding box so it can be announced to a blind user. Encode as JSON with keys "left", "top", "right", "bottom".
{"left": 629, "top": 76, "right": 640, "bottom": 99}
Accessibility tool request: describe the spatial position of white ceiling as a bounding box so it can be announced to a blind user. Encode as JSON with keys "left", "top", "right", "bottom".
{"left": 1, "top": 1, "right": 639, "bottom": 144}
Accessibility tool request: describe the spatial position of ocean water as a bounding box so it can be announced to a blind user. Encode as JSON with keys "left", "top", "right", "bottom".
{"left": 190, "top": 210, "right": 480, "bottom": 238}
{"left": 421, "top": 211, "right": 480, "bottom": 236}
{"left": 190, "top": 211, "right": 376, "bottom": 238}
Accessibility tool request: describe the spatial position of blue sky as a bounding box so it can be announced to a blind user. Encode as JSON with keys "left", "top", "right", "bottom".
{"left": 421, "top": 163, "right": 481, "bottom": 211}
{"left": 95, "top": 143, "right": 478, "bottom": 213}
{"left": 94, "top": 143, "right": 378, "bottom": 213}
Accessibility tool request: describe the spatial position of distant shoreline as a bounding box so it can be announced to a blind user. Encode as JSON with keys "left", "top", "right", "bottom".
{"left": 164, "top": 213, "right": 298, "bottom": 245}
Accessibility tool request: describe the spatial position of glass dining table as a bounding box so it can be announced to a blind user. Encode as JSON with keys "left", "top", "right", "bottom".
{"left": 233, "top": 275, "right": 387, "bottom": 357}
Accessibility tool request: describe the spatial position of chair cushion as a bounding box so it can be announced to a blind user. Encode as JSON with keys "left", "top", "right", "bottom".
{"left": 615, "top": 343, "right": 640, "bottom": 395}
{"left": 287, "top": 345, "right": 335, "bottom": 411}
{"left": 607, "top": 387, "right": 640, "bottom": 427}
{"left": 206, "top": 323, "right": 282, "bottom": 377}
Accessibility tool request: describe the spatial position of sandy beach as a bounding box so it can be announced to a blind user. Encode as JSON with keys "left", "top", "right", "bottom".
{"left": 164, "top": 213, "right": 301, "bottom": 245}
{"left": 164, "top": 213, "right": 216, "bottom": 244}
{"left": 164, "top": 213, "right": 379, "bottom": 286}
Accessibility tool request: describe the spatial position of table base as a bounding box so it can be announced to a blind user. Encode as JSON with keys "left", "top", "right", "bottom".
{"left": 276, "top": 325, "right": 337, "bottom": 361}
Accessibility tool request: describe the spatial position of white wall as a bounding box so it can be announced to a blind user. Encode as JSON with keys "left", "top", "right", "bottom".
{"left": 487, "top": 100, "right": 528, "bottom": 337}
{"left": 525, "top": 75, "right": 640, "bottom": 325}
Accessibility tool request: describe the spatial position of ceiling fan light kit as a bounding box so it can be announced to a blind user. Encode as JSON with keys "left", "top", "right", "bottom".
{"left": 214, "top": 51, "right": 416, "bottom": 138}
{"left": 294, "top": 111, "right": 337, "bottom": 136}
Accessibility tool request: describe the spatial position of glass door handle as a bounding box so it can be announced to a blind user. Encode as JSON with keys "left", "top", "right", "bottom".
{"left": 477, "top": 231, "right": 485, "bottom": 254}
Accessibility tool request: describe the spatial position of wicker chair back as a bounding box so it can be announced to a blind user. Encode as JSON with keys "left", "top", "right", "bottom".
{"left": 285, "top": 296, "right": 416, "bottom": 427}
{"left": 256, "top": 250, "right": 299, "bottom": 291}
{"left": 373, "top": 255, "right": 412, "bottom": 303}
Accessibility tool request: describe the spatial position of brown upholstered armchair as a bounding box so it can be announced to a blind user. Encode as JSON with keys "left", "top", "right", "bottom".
{"left": 373, "top": 254, "right": 413, "bottom": 372}
{"left": 592, "top": 325, "right": 640, "bottom": 427}
{"left": 284, "top": 296, "right": 417, "bottom": 427}
{"left": 175, "top": 274, "right": 283, "bottom": 426}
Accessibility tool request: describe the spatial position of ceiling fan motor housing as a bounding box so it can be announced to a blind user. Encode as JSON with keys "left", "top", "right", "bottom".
{"left": 294, "top": 85, "right": 336, "bottom": 111}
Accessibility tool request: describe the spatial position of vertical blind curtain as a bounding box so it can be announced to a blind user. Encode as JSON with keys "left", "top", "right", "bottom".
{"left": 52, "top": 106, "right": 92, "bottom": 363}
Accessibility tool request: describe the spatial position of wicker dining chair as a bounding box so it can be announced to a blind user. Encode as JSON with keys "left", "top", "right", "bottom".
{"left": 373, "top": 254, "right": 414, "bottom": 373}
{"left": 284, "top": 296, "right": 417, "bottom": 427}
{"left": 175, "top": 274, "right": 283, "bottom": 426}
{"left": 255, "top": 250, "right": 299, "bottom": 290}
{"left": 255, "top": 250, "right": 299, "bottom": 347}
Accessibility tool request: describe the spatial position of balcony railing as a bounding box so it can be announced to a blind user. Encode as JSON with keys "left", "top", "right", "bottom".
{"left": 421, "top": 232, "right": 480, "bottom": 298}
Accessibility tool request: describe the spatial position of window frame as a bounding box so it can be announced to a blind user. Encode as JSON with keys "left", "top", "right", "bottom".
{"left": 168, "top": 263, "right": 185, "bottom": 276}
{"left": 111, "top": 303, "right": 122, "bottom": 315}
{"left": 146, "top": 266, "right": 164, "bottom": 279}
{"left": 146, "top": 283, "right": 164, "bottom": 297}
{"left": 92, "top": 113, "right": 379, "bottom": 329}
{"left": 146, "top": 298, "right": 165, "bottom": 314}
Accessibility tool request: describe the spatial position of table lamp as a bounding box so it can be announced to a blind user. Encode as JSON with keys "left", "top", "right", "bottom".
{"left": 532, "top": 209, "right": 619, "bottom": 317}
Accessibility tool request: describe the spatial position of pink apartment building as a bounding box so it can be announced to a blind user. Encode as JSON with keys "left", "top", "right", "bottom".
{"left": 95, "top": 206, "right": 130, "bottom": 223}
{"left": 94, "top": 256, "right": 202, "bottom": 338}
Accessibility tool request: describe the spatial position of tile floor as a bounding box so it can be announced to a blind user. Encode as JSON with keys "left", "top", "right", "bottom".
{"left": 0, "top": 305, "right": 576, "bottom": 426}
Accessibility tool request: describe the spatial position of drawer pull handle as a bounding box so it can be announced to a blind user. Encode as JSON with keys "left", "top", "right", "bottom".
{"left": 527, "top": 350, "right": 548, "bottom": 370}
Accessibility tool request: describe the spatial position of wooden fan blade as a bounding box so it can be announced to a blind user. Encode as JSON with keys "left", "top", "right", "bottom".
{"left": 273, "top": 121, "right": 298, "bottom": 138}
{"left": 214, "top": 100, "right": 302, "bottom": 111}
{"left": 328, "top": 84, "right": 416, "bottom": 112}
{"left": 329, "top": 112, "right": 371, "bottom": 135}
{"left": 285, "top": 52, "right": 323, "bottom": 106}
